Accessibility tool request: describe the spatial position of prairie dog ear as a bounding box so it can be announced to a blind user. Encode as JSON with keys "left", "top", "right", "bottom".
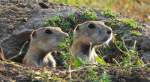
{"left": 31, "top": 30, "right": 37, "bottom": 38}
{"left": 74, "top": 24, "right": 80, "bottom": 32}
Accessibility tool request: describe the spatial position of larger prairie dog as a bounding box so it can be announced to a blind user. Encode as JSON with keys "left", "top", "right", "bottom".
{"left": 71, "top": 21, "right": 113, "bottom": 64}
{"left": 23, "top": 27, "right": 68, "bottom": 67}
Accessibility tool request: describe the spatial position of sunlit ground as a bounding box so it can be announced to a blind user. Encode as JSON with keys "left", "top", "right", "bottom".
{"left": 49, "top": 0, "right": 150, "bottom": 23}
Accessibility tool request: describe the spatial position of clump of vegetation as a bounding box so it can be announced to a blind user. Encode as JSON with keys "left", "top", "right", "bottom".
{"left": 44, "top": 14, "right": 76, "bottom": 32}
{"left": 104, "top": 19, "right": 122, "bottom": 28}
{"left": 100, "top": 71, "right": 111, "bottom": 82}
{"left": 81, "top": 9, "right": 97, "bottom": 20}
{"left": 120, "top": 18, "right": 144, "bottom": 36}
{"left": 84, "top": 68, "right": 101, "bottom": 82}
{"left": 102, "top": 17, "right": 145, "bottom": 67}
{"left": 101, "top": 9, "right": 117, "bottom": 18}
{"left": 115, "top": 39, "right": 145, "bottom": 67}
{"left": 130, "top": 30, "right": 142, "bottom": 36}
{"left": 120, "top": 18, "right": 144, "bottom": 30}
{"left": 83, "top": 69, "right": 111, "bottom": 82}
{"left": 44, "top": 16, "right": 61, "bottom": 27}
{"left": 121, "top": 18, "right": 138, "bottom": 29}
{"left": 58, "top": 34, "right": 87, "bottom": 68}
{"left": 44, "top": 9, "right": 97, "bottom": 32}
{"left": 105, "top": 18, "right": 144, "bottom": 36}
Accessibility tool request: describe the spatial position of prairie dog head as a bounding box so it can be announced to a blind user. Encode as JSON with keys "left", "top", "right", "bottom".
{"left": 74, "top": 21, "right": 112, "bottom": 45}
{"left": 30, "top": 27, "right": 68, "bottom": 51}
{"left": 71, "top": 21, "right": 113, "bottom": 64}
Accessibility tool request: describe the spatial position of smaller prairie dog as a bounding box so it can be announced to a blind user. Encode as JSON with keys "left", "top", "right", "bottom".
{"left": 71, "top": 21, "right": 113, "bottom": 64}
{"left": 23, "top": 27, "right": 68, "bottom": 67}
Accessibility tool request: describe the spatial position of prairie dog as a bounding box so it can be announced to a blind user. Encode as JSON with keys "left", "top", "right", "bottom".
{"left": 23, "top": 27, "right": 68, "bottom": 67}
{"left": 71, "top": 21, "right": 113, "bottom": 64}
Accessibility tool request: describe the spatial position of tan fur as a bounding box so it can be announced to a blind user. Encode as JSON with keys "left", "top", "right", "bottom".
{"left": 23, "top": 27, "right": 68, "bottom": 67}
{"left": 71, "top": 21, "right": 113, "bottom": 64}
{"left": 0, "top": 48, "right": 5, "bottom": 60}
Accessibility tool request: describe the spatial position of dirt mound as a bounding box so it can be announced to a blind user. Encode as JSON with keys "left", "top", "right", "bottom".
{"left": 0, "top": 60, "right": 149, "bottom": 82}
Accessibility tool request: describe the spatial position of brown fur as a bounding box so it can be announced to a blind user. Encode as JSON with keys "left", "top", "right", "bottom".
{"left": 23, "top": 27, "right": 68, "bottom": 67}
{"left": 0, "top": 48, "right": 5, "bottom": 60}
{"left": 71, "top": 21, "right": 113, "bottom": 64}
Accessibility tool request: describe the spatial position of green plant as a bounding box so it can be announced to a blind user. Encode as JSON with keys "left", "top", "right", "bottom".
{"left": 100, "top": 71, "right": 111, "bottom": 82}
{"left": 101, "top": 9, "right": 117, "bottom": 18}
{"left": 44, "top": 16, "right": 61, "bottom": 27}
{"left": 115, "top": 39, "right": 145, "bottom": 67}
{"left": 120, "top": 18, "right": 144, "bottom": 30}
{"left": 44, "top": 13, "right": 76, "bottom": 32}
{"left": 85, "top": 68, "right": 101, "bottom": 82}
{"left": 104, "top": 19, "right": 122, "bottom": 28}
{"left": 58, "top": 36, "right": 72, "bottom": 68}
{"left": 121, "top": 18, "right": 138, "bottom": 29}
{"left": 82, "top": 9, "right": 97, "bottom": 20}
{"left": 74, "top": 57, "right": 85, "bottom": 67}
{"left": 130, "top": 30, "right": 142, "bottom": 36}
{"left": 58, "top": 35, "right": 85, "bottom": 68}
{"left": 96, "top": 56, "right": 107, "bottom": 65}
{"left": 44, "top": 9, "right": 98, "bottom": 32}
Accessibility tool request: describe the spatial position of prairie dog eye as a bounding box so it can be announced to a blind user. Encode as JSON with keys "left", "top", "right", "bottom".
{"left": 107, "top": 30, "right": 111, "bottom": 35}
{"left": 88, "top": 23, "right": 96, "bottom": 29}
{"left": 45, "top": 29, "right": 52, "bottom": 34}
